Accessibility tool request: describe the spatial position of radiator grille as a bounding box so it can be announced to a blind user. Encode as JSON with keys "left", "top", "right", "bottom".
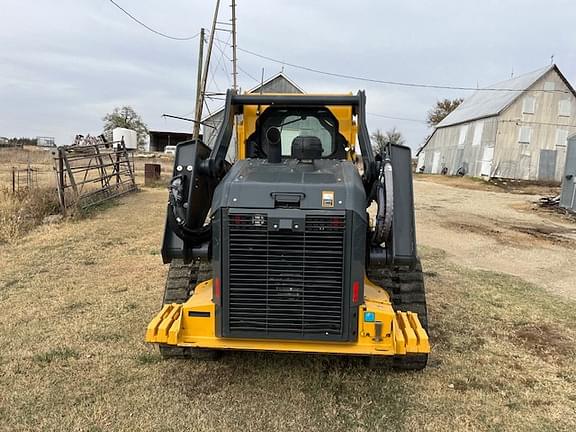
{"left": 226, "top": 213, "right": 346, "bottom": 339}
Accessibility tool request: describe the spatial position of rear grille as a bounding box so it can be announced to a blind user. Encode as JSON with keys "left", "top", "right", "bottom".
{"left": 225, "top": 213, "right": 346, "bottom": 339}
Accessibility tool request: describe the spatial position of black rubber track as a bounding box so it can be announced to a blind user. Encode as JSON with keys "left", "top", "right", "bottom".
{"left": 366, "top": 258, "right": 428, "bottom": 370}
{"left": 159, "top": 259, "right": 220, "bottom": 360}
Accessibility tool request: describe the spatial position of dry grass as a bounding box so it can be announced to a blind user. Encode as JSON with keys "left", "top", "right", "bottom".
{"left": 0, "top": 187, "right": 60, "bottom": 243}
{"left": 0, "top": 146, "right": 54, "bottom": 165}
{"left": 0, "top": 147, "right": 55, "bottom": 189}
{"left": 132, "top": 154, "right": 174, "bottom": 186}
{"left": 0, "top": 188, "right": 575, "bottom": 431}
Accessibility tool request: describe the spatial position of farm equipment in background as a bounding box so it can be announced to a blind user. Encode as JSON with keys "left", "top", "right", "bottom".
{"left": 145, "top": 90, "right": 429, "bottom": 369}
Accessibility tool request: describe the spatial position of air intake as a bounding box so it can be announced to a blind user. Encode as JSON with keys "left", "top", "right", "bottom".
{"left": 224, "top": 212, "right": 347, "bottom": 340}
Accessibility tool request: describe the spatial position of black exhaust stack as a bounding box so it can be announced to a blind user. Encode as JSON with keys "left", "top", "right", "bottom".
{"left": 266, "top": 127, "right": 282, "bottom": 163}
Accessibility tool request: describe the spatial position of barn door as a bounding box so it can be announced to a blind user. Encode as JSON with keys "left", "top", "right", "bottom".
{"left": 538, "top": 150, "right": 557, "bottom": 181}
{"left": 417, "top": 152, "right": 425, "bottom": 172}
{"left": 431, "top": 151, "right": 441, "bottom": 174}
{"left": 480, "top": 147, "right": 494, "bottom": 176}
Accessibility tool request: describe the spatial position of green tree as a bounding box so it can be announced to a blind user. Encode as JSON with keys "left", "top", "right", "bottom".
{"left": 103, "top": 106, "right": 148, "bottom": 148}
{"left": 371, "top": 127, "right": 406, "bottom": 155}
{"left": 426, "top": 98, "right": 463, "bottom": 127}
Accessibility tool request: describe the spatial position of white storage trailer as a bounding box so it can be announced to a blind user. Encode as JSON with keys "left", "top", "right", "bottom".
{"left": 112, "top": 127, "right": 138, "bottom": 150}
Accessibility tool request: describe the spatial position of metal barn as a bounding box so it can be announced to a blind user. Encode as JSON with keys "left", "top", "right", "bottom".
{"left": 417, "top": 65, "right": 576, "bottom": 181}
{"left": 148, "top": 130, "right": 193, "bottom": 153}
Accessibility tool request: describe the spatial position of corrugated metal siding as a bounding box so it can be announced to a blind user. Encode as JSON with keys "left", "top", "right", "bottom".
{"left": 494, "top": 69, "right": 576, "bottom": 181}
{"left": 422, "top": 69, "right": 576, "bottom": 181}
{"left": 419, "top": 117, "right": 498, "bottom": 176}
{"left": 257, "top": 79, "right": 301, "bottom": 94}
{"left": 203, "top": 111, "right": 225, "bottom": 149}
{"left": 560, "top": 135, "right": 576, "bottom": 210}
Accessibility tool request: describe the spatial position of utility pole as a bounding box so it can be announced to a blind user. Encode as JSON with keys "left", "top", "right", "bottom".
{"left": 195, "top": 0, "right": 221, "bottom": 140}
{"left": 231, "top": 0, "right": 238, "bottom": 91}
{"left": 193, "top": 28, "right": 205, "bottom": 140}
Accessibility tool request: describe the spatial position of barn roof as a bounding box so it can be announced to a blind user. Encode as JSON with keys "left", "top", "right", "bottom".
{"left": 245, "top": 71, "right": 305, "bottom": 94}
{"left": 436, "top": 64, "right": 574, "bottom": 128}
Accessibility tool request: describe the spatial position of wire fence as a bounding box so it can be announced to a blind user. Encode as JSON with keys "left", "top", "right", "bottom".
{"left": 11, "top": 165, "right": 39, "bottom": 193}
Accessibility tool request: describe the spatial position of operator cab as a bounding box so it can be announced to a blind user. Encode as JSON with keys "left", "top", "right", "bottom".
{"left": 245, "top": 107, "right": 349, "bottom": 160}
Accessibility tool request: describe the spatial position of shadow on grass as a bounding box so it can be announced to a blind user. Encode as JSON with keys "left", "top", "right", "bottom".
{"left": 161, "top": 351, "right": 410, "bottom": 430}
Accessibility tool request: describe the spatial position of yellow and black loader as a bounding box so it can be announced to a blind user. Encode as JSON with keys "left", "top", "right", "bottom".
{"left": 146, "top": 91, "right": 429, "bottom": 369}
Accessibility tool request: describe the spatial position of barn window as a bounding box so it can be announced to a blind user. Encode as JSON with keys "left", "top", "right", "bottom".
{"left": 556, "top": 129, "right": 569, "bottom": 147}
{"left": 522, "top": 97, "right": 536, "bottom": 114}
{"left": 472, "top": 121, "right": 484, "bottom": 146}
{"left": 543, "top": 81, "right": 555, "bottom": 91}
{"left": 559, "top": 99, "right": 571, "bottom": 117}
{"left": 458, "top": 125, "right": 468, "bottom": 147}
{"left": 518, "top": 126, "right": 532, "bottom": 144}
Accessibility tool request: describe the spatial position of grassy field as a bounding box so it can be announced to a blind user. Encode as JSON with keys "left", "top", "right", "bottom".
{"left": 0, "top": 146, "right": 172, "bottom": 243}
{"left": 0, "top": 146, "right": 174, "bottom": 189}
{"left": 1, "top": 188, "right": 575, "bottom": 431}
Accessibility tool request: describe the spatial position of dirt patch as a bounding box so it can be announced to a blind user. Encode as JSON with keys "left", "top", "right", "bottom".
{"left": 415, "top": 173, "right": 498, "bottom": 192}
{"left": 531, "top": 200, "right": 576, "bottom": 223}
{"left": 441, "top": 218, "right": 576, "bottom": 248}
{"left": 416, "top": 173, "right": 560, "bottom": 196}
{"left": 514, "top": 323, "right": 576, "bottom": 361}
{"left": 415, "top": 178, "right": 576, "bottom": 299}
{"left": 444, "top": 221, "right": 503, "bottom": 237}
{"left": 511, "top": 224, "right": 576, "bottom": 244}
{"left": 488, "top": 178, "right": 560, "bottom": 196}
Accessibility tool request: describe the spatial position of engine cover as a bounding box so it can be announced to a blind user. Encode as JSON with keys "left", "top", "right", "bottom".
{"left": 211, "top": 159, "right": 367, "bottom": 341}
{"left": 211, "top": 159, "right": 367, "bottom": 218}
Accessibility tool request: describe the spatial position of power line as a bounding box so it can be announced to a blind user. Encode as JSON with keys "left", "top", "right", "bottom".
{"left": 106, "top": 3, "right": 572, "bottom": 127}
{"left": 107, "top": 1, "right": 568, "bottom": 95}
{"left": 107, "top": 0, "right": 568, "bottom": 94}
{"left": 213, "top": 34, "right": 233, "bottom": 88}
{"left": 212, "top": 40, "right": 260, "bottom": 83}
{"left": 215, "top": 39, "right": 569, "bottom": 94}
{"left": 107, "top": 0, "right": 199, "bottom": 41}
{"left": 367, "top": 112, "right": 427, "bottom": 124}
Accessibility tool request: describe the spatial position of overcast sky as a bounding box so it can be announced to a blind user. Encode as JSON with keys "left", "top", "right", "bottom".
{"left": 1, "top": 0, "right": 575, "bottom": 150}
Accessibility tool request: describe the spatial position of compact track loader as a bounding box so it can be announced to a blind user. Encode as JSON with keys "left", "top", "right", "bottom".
{"left": 146, "top": 91, "right": 430, "bottom": 369}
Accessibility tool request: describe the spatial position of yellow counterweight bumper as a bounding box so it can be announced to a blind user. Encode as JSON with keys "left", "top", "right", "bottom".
{"left": 145, "top": 279, "right": 430, "bottom": 356}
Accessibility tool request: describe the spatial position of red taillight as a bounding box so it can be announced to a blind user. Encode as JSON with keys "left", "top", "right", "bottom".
{"left": 232, "top": 214, "right": 242, "bottom": 226}
{"left": 214, "top": 277, "right": 221, "bottom": 302}
{"left": 352, "top": 281, "right": 360, "bottom": 303}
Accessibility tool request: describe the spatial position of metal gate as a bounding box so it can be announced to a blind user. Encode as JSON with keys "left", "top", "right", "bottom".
{"left": 560, "top": 136, "right": 576, "bottom": 211}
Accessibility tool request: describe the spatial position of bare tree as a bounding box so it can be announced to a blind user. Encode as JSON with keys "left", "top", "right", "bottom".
{"left": 371, "top": 127, "right": 406, "bottom": 155}
{"left": 427, "top": 98, "right": 463, "bottom": 127}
